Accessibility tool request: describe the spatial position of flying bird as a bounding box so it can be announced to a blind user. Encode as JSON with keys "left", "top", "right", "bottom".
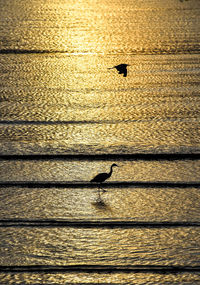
{"left": 108, "top": 64, "right": 130, "bottom": 77}
{"left": 90, "top": 163, "right": 118, "bottom": 199}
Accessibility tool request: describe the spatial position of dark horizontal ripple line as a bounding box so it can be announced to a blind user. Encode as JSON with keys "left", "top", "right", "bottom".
{"left": 0, "top": 219, "right": 200, "bottom": 228}
{"left": 0, "top": 181, "right": 199, "bottom": 188}
{"left": 0, "top": 120, "right": 119, "bottom": 125}
{"left": 0, "top": 153, "right": 200, "bottom": 161}
{"left": 0, "top": 265, "right": 200, "bottom": 273}
{"left": 0, "top": 48, "right": 200, "bottom": 55}
{"left": 0, "top": 49, "right": 67, "bottom": 54}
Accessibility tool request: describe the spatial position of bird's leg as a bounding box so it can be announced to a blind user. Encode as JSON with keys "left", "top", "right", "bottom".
{"left": 100, "top": 184, "right": 106, "bottom": 193}
{"left": 97, "top": 187, "right": 102, "bottom": 202}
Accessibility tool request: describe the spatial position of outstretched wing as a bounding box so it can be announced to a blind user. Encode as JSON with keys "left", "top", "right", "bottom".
{"left": 115, "top": 65, "right": 127, "bottom": 77}
{"left": 108, "top": 64, "right": 128, "bottom": 77}
{"left": 115, "top": 65, "right": 123, "bottom": 72}
{"left": 123, "top": 69, "right": 127, "bottom": 77}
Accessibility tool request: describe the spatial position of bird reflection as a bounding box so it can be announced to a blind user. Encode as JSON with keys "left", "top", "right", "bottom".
{"left": 90, "top": 163, "right": 118, "bottom": 202}
{"left": 108, "top": 64, "right": 130, "bottom": 77}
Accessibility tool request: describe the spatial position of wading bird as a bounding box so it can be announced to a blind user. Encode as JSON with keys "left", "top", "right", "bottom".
{"left": 90, "top": 163, "right": 118, "bottom": 200}
{"left": 108, "top": 64, "right": 130, "bottom": 77}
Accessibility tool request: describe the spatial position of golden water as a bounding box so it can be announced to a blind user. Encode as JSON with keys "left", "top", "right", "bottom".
{"left": 0, "top": 0, "right": 200, "bottom": 283}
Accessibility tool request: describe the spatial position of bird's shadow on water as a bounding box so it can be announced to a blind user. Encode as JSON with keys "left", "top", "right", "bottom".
{"left": 91, "top": 192, "right": 113, "bottom": 213}
{"left": 92, "top": 199, "right": 107, "bottom": 208}
{"left": 91, "top": 189, "right": 107, "bottom": 208}
{"left": 91, "top": 200, "right": 113, "bottom": 215}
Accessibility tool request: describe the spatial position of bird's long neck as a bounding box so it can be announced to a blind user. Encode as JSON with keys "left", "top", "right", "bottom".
{"left": 108, "top": 165, "right": 114, "bottom": 177}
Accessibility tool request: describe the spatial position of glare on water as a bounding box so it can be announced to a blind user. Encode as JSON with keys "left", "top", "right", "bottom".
{"left": 0, "top": 0, "right": 200, "bottom": 283}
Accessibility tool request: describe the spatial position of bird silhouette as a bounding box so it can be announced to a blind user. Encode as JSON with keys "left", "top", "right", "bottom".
{"left": 108, "top": 64, "right": 130, "bottom": 77}
{"left": 90, "top": 163, "right": 118, "bottom": 200}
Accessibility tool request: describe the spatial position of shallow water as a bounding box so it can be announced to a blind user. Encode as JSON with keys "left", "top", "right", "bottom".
{"left": 0, "top": 186, "right": 200, "bottom": 222}
{"left": 0, "top": 0, "right": 200, "bottom": 283}
{"left": 1, "top": 272, "right": 200, "bottom": 285}
{"left": 0, "top": 53, "right": 200, "bottom": 155}
{"left": 1, "top": 0, "right": 199, "bottom": 54}
{"left": 0, "top": 227, "right": 200, "bottom": 266}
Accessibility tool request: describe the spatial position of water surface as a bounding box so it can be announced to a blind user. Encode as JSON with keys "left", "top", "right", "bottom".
{"left": 0, "top": 0, "right": 200, "bottom": 283}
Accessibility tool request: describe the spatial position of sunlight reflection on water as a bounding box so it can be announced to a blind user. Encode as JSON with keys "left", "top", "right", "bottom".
{"left": 0, "top": 0, "right": 200, "bottom": 283}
